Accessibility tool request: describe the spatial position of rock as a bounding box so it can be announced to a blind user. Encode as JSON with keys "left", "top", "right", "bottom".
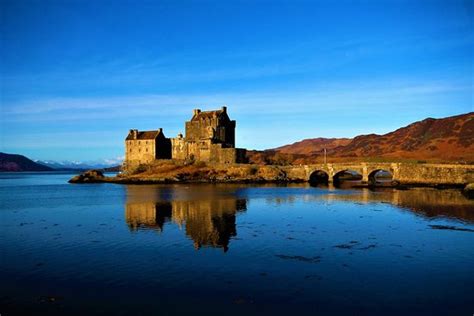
{"left": 463, "top": 183, "right": 474, "bottom": 199}
{"left": 68, "top": 169, "right": 105, "bottom": 183}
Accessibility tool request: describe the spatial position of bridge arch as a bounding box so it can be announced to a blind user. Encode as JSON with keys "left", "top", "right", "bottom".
{"left": 368, "top": 169, "right": 393, "bottom": 186}
{"left": 333, "top": 169, "right": 363, "bottom": 187}
{"left": 309, "top": 170, "right": 329, "bottom": 186}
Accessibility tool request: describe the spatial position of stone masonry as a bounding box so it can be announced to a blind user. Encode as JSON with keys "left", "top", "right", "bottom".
{"left": 124, "top": 106, "right": 246, "bottom": 169}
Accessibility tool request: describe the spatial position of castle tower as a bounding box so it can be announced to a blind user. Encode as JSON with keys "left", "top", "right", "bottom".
{"left": 185, "top": 106, "right": 235, "bottom": 147}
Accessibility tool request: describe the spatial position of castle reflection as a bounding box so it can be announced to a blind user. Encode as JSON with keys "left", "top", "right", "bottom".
{"left": 125, "top": 185, "right": 247, "bottom": 251}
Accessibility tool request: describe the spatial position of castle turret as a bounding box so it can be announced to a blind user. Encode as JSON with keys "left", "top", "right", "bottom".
{"left": 129, "top": 129, "right": 138, "bottom": 140}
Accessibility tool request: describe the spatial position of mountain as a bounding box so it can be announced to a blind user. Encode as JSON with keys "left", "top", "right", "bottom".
{"left": 0, "top": 152, "right": 55, "bottom": 172}
{"left": 0, "top": 153, "right": 123, "bottom": 172}
{"left": 248, "top": 112, "right": 474, "bottom": 164}
{"left": 36, "top": 158, "right": 124, "bottom": 170}
{"left": 329, "top": 112, "right": 474, "bottom": 161}
{"left": 274, "top": 138, "right": 352, "bottom": 155}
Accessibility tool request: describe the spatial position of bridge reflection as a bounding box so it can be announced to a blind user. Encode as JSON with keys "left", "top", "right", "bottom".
{"left": 264, "top": 186, "right": 474, "bottom": 222}
{"left": 125, "top": 185, "right": 247, "bottom": 251}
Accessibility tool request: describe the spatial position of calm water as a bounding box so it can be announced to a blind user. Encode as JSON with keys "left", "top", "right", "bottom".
{"left": 1, "top": 172, "right": 474, "bottom": 315}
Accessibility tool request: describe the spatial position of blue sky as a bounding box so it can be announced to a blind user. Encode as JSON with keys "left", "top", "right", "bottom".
{"left": 1, "top": 0, "right": 472, "bottom": 161}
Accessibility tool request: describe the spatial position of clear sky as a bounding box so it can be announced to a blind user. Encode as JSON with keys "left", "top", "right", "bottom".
{"left": 1, "top": 0, "right": 472, "bottom": 162}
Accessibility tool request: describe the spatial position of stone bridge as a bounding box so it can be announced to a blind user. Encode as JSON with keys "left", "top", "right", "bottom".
{"left": 281, "top": 162, "right": 474, "bottom": 186}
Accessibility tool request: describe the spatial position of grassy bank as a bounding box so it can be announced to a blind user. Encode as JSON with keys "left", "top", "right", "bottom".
{"left": 121, "top": 160, "right": 292, "bottom": 183}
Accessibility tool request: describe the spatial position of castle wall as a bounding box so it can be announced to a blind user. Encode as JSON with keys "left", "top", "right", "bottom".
{"left": 171, "top": 137, "right": 187, "bottom": 160}
{"left": 171, "top": 139, "right": 246, "bottom": 164}
{"left": 197, "top": 140, "right": 212, "bottom": 161}
{"left": 185, "top": 120, "right": 212, "bottom": 141}
{"left": 210, "top": 144, "right": 247, "bottom": 164}
{"left": 125, "top": 140, "right": 156, "bottom": 166}
{"left": 125, "top": 132, "right": 171, "bottom": 169}
{"left": 186, "top": 140, "right": 206, "bottom": 161}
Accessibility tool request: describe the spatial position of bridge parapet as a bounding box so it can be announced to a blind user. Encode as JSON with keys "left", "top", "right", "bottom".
{"left": 393, "top": 163, "right": 474, "bottom": 185}
{"left": 282, "top": 162, "right": 474, "bottom": 185}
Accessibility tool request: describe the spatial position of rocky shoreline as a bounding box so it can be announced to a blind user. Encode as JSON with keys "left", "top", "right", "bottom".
{"left": 68, "top": 168, "right": 304, "bottom": 185}
{"left": 69, "top": 161, "right": 297, "bottom": 184}
{"left": 68, "top": 168, "right": 473, "bottom": 198}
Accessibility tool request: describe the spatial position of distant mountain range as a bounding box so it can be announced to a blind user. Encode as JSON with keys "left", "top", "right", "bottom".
{"left": 35, "top": 159, "right": 122, "bottom": 171}
{"left": 0, "top": 152, "right": 55, "bottom": 172}
{"left": 248, "top": 112, "right": 474, "bottom": 164}
{"left": 0, "top": 152, "right": 122, "bottom": 172}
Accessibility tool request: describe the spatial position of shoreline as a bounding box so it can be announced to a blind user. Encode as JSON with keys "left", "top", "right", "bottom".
{"left": 67, "top": 163, "right": 474, "bottom": 198}
{"left": 68, "top": 172, "right": 468, "bottom": 190}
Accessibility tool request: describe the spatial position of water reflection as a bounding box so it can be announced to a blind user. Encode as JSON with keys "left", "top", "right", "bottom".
{"left": 125, "top": 185, "right": 247, "bottom": 251}
{"left": 126, "top": 201, "right": 172, "bottom": 232}
{"left": 125, "top": 184, "right": 474, "bottom": 253}
{"left": 265, "top": 186, "right": 474, "bottom": 223}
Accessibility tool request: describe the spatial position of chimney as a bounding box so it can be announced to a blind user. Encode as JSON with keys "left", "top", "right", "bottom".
{"left": 221, "top": 105, "right": 227, "bottom": 113}
{"left": 130, "top": 129, "right": 138, "bottom": 140}
{"left": 193, "top": 108, "right": 201, "bottom": 116}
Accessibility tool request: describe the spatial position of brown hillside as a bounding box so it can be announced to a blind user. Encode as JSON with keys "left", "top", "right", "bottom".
{"left": 275, "top": 138, "right": 352, "bottom": 155}
{"left": 248, "top": 112, "right": 474, "bottom": 164}
{"left": 331, "top": 112, "right": 474, "bottom": 162}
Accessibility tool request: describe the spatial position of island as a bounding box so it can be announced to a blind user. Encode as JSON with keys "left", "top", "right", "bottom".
{"left": 69, "top": 108, "right": 474, "bottom": 191}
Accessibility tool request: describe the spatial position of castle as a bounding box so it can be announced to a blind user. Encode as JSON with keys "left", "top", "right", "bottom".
{"left": 124, "top": 106, "right": 247, "bottom": 169}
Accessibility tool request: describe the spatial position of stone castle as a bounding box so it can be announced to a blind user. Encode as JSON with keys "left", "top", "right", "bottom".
{"left": 124, "top": 106, "right": 247, "bottom": 169}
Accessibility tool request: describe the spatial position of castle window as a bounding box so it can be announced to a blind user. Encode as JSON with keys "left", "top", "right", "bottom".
{"left": 146, "top": 148, "right": 148, "bottom": 152}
